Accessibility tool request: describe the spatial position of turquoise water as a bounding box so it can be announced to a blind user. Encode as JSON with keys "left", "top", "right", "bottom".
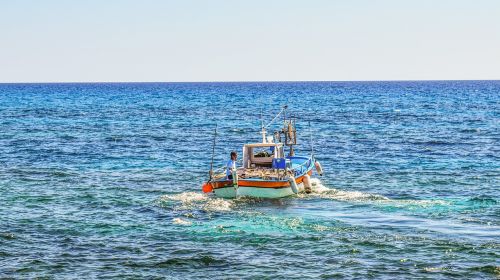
{"left": 0, "top": 81, "right": 498, "bottom": 279}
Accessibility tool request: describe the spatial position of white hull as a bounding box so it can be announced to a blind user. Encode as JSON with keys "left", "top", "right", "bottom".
{"left": 214, "top": 183, "right": 304, "bottom": 199}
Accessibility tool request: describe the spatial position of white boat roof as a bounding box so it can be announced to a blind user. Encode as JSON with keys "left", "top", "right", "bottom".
{"left": 244, "top": 143, "right": 283, "bottom": 148}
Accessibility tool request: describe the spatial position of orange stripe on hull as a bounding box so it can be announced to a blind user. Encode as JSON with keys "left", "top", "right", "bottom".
{"left": 295, "top": 170, "right": 313, "bottom": 184}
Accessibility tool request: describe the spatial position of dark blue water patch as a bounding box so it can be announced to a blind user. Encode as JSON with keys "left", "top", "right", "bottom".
{"left": 0, "top": 81, "right": 499, "bottom": 279}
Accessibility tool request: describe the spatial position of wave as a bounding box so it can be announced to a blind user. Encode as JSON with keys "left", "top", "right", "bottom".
{"left": 172, "top": 218, "right": 193, "bottom": 226}
{"left": 156, "top": 178, "right": 495, "bottom": 224}
{"left": 157, "top": 191, "right": 234, "bottom": 213}
{"left": 305, "top": 178, "right": 452, "bottom": 209}
{"left": 467, "top": 196, "right": 498, "bottom": 205}
{"left": 305, "top": 178, "right": 389, "bottom": 201}
{"left": 157, "top": 179, "right": 449, "bottom": 214}
{"left": 125, "top": 255, "right": 223, "bottom": 268}
{"left": 468, "top": 265, "right": 500, "bottom": 277}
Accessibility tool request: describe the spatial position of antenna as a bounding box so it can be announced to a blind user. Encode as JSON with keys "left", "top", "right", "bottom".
{"left": 209, "top": 124, "right": 217, "bottom": 180}
{"left": 283, "top": 105, "right": 287, "bottom": 125}
{"left": 309, "top": 121, "right": 314, "bottom": 157}
{"left": 260, "top": 108, "right": 266, "bottom": 143}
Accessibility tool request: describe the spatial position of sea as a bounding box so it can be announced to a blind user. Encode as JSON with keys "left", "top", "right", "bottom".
{"left": 0, "top": 81, "right": 498, "bottom": 279}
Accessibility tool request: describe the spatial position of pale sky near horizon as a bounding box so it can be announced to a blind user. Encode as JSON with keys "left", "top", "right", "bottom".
{"left": 1, "top": 0, "right": 499, "bottom": 82}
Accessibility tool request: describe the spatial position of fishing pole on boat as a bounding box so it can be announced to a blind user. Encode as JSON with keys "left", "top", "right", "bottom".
{"left": 202, "top": 124, "right": 218, "bottom": 194}
{"left": 209, "top": 123, "right": 217, "bottom": 181}
{"left": 309, "top": 121, "right": 314, "bottom": 157}
{"left": 260, "top": 109, "right": 265, "bottom": 142}
{"left": 307, "top": 120, "right": 324, "bottom": 176}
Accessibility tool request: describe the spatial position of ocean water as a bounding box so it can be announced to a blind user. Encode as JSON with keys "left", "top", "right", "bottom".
{"left": 0, "top": 81, "right": 498, "bottom": 279}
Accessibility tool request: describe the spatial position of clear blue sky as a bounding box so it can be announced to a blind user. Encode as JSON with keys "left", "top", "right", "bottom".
{"left": 1, "top": 0, "right": 499, "bottom": 82}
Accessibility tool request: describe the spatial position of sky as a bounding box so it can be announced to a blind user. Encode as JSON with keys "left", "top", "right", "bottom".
{"left": 1, "top": 0, "right": 499, "bottom": 82}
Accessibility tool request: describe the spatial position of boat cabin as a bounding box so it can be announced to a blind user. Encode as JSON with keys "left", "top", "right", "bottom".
{"left": 242, "top": 143, "right": 287, "bottom": 169}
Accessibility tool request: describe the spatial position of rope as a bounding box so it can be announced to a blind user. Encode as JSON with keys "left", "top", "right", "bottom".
{"left": 264, "top": 106, "right": 287, "bottom": 129}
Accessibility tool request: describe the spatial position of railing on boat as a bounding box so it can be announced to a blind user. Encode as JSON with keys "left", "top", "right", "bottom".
{"left": 288, "top": 156, "right": 314, "bottom": 177}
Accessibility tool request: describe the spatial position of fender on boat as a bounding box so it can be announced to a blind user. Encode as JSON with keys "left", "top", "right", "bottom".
{"left": 232, "top": 170, "right": 240, "bottom": 197}
{"left": 232, "top": 169, "right": 238, "bottom": 188}
{"left": 303, "top": 174, "right": 312, "bottom": 193}
{"left": 315, "top": 160, "right": 324, "bottom": 176}
{"left": 202, "top": 182, "right": 213, "bottom": 193}
{"left": 288, "top": 176, "right": 299, "bottom": 194}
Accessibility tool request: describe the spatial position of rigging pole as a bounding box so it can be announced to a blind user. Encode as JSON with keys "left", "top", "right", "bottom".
{"left": 209, "top": 124, "right": 217, "bottom": 181}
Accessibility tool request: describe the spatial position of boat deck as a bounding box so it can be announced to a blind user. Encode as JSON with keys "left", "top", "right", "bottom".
{"left": 213, "top": 156, "right": 313, "bottom": 182}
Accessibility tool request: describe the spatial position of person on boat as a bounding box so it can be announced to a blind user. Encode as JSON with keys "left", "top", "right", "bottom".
{"left": 226, "top": 151, "right": 237, "bottom": 179}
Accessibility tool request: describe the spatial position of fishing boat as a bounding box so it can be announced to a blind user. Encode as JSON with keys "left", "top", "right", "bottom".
{"left": 202, "top": 106, "right": 323, "bottom": 199}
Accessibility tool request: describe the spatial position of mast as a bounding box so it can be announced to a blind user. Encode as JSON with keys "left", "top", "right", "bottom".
{"left": 209, "top": 124, "right": 217, "bottom": 180}
{"left": 260, "top": 109, "right": 266, "bottom": 143}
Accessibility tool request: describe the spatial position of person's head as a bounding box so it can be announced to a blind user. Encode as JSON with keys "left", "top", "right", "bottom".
{"left": 230, "top": 151, "right": 237, "bottom": 160}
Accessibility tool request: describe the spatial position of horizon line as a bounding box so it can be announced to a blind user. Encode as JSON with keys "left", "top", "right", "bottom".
{"left": 1, "top": 79, "right": 499, "bottom": 85}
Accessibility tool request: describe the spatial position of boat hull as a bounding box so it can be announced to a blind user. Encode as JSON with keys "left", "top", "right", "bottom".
{"left": 210, "top": 170, "right": 312, "bottom": 199}
{"left": 214, "top": 183, "right": 305, "bottom": 199}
